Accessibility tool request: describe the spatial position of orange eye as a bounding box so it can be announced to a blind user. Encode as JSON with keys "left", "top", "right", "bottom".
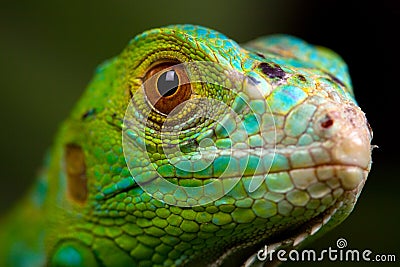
{"left": 144, "top": 63, "right": 192, "bottom": 115}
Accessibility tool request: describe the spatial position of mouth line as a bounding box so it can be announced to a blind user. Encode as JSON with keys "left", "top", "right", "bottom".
{"left": 98, "top": 162, "right": 367, "bottom": 202}
{"left": 190, "top": 145, "right": 371, "bottom": 172}
{"left": 265, "top": 163, "right": 368, "bottom": 173}
{"left": 270, "top": 163, "right": 369, "bottom": 174}
{"left": 176, "top": 163, "right": 368, "bottom": 179}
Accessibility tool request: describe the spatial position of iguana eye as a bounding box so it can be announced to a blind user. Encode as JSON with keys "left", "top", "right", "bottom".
{"left": 144, "top": 63, "right": 192, "bottom": 115}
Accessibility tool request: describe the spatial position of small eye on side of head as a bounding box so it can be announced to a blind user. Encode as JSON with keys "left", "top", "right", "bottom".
{"left": 143, "top": 63, "right": 192, "bottom": 115}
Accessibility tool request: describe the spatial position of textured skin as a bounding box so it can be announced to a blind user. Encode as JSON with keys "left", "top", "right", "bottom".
{"left": 0, "top": 25, "right": 372, "bottom": 267}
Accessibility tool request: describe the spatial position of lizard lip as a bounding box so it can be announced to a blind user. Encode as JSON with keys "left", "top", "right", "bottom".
{"left": 329, "top": 131, "right": 372, "bottom": 191}
{"left": 331, "top": 130, "right": 372, "bottom": 171}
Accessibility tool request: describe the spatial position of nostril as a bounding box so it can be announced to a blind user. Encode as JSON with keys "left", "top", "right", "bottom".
{"left": 320, "top": 114, "right": 334, "bottom": 129}
{"left": 313, "top": 109, "right": 342, "bottom": 138}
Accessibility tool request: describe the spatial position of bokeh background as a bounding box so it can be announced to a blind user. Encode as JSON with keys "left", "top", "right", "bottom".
{"left": 0, "top": 0, "right": 398, "bottom": 266}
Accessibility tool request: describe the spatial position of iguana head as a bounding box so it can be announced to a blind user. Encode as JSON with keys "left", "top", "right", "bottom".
{"left": 52, "top": 25, "right": 372, "bottom": 266}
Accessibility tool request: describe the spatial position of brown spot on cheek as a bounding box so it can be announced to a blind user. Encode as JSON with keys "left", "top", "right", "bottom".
{"left": 65, "top": 144, "right": 87, "bottom": 204}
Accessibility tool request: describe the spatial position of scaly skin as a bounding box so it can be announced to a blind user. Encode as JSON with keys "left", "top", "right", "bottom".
{"left": 0, "top": 25, "right": 372, "bottom": 266}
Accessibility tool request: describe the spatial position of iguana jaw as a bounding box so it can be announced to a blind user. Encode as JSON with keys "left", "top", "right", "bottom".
{"left": 240, "top": 191, "right": 359, "bottom": 267}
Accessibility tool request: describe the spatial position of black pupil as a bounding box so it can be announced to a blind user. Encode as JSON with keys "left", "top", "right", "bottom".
{"left": 157, "top": 70, "right": 179, "bottom": 97}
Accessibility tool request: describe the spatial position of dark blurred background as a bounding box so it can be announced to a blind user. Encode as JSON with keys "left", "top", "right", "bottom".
{"left": 0, "top": 0, "right": 398, "bottom": 266}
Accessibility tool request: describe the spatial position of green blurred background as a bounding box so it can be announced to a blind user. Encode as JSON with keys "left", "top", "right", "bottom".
{"left": 0, "top": 0, "right": 398, "bottom": 266}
